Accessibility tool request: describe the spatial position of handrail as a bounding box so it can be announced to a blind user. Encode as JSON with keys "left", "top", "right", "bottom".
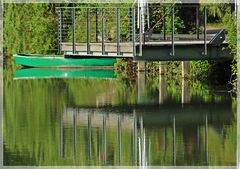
{"left": 209, "top": 29, "right": 225, "bottom": 46}
{"left": 56, "top": 6, "right": 134, "bottom": 9}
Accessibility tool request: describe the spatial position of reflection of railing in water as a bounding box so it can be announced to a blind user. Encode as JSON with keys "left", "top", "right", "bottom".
{"left": 59, "top": 107, "right": 223, "bottom": 165}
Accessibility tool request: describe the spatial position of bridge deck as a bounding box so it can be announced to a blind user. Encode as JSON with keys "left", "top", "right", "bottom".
{"left": 61, "top": 40, "right": 216, "bottom": 56}
{"left": 60, "top": 34, "right": 231, "bottom": 61}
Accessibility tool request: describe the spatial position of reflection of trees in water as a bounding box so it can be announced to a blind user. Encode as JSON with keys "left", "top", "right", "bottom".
{"left": 3, "top": 67, "right": 236, "bottom": 166}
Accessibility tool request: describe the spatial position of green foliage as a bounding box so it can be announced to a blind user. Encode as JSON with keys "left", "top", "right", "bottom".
{"left": 150, "top": 5, "right": 185, "bottom": 34}
{"left": 67, "top": 4, "right": 132, "bottom": 43}
{"left": 165, "top": 9, "right": 185, "bottom": 34}
{"left": 223, "top": 13, "right": 237, "bottom": 91}
{"left": 3, "top": 4, "right": 58, "bottom": 55}
{"left": 166, "top": 61, "right": 181, "bottom": 77}
{"left": 190, "top": 61, "right": 210, "bottom": 81}
{"left": 202, "top": 4, "right": 231, "bottom": 22}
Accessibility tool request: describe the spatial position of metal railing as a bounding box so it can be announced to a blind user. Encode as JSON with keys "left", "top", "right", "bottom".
{"left": 143, "top": 4, "right": 209, "bottom": 56}
{"left": 56, "top": 5, "right": 220, "bottom": 58}
{"left": 56, "top": 6, "right": 141, "bottom": 57}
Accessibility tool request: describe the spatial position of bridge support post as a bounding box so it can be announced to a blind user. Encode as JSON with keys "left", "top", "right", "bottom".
{"left": 159, "top": 61, "right": 167, "bottom": 75}
{"left": 159, "top": 74, "right": 167, "bottom": 104}
{"left": 138, "top": 61, "right": 145, "bottom": 71}
{"left": 182, "top": 61, "right": 190, "bottom": 78}
{"left": 137, "top": 72, "right": 145, "bottom": 104}
{"left": 181, "top": 78, "right": 190, "bottom": 104}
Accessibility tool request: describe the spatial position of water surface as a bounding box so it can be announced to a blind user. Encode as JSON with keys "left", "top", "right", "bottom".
{"left": 3, "top": 66, "right": 236, "bottom": 166}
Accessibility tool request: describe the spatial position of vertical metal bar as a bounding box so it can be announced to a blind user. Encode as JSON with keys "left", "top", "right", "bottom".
{"left": 132, "top": 8, "right": 136, "bottom": 56}
{"left": 204, "top": 7, "right": 207, "bottom": 55}
{"left": 118, "top": 115, "right": 121, "bottom": 165}
{"left": 147, "top": 2, "right": 150, "bottom": 29}
{"left": 95, "top": 8, "right": 98, "bottom": 42}
{"left": 102, "top": 8, "right": 105, "bottom": 55}
{"left": 171, "top": 7, "right": 175, "bottom": 56}
{"left": 87, "top": 8, "right": 90, "bottom": 54}
{"left": 173, "top": 115, "right": 176, "bottom": 165}
{"left": 73, "top": 111, "right": 76, "bottom": 160}
{"left": 197, "top": 126, "right": 200, "bottom": 152}
{"left": 72, "top": 8, "right": 76, "bottom": 54}
{"left": 88, "top": 113, "right": 92, "bottom": 161}
{"left": 58, "top": 9, "right": 62, "bottom": 54}
{"left": 234, "top": 0, "right": 237, "bottom": 17}
{"left": 133, "top": 111, "right": 137, "bottom": 165}
{"left": 60, "top": 111, "right": 64, "bottom": 158}
{"left": 148, "top": 137, "right": 150, "bottom": 166}
{"left": 103, "top": 114, "right": 106, "bottom": 164}
{"left": 117, "top": 8, "right": 120, "bottom": 55}
{"left": 205, "top": 114, "right": 208, "bottom": 165}
{"left": 97, "top": 128, "right": 100, "bottom": 161}
{"left": 163, "top": 6, "right": 166, "bottom": 41}
{"left": 164, "top": 127, "right": 167, "bottom": 151}
{"left": 196, "top": 6, "right": 199, "bottom": 39}
{"left": 140, "top": 116, "right": 143, "bottom": 166}
{"left": 139, "top": 7, "right": 143, "bottom": 56}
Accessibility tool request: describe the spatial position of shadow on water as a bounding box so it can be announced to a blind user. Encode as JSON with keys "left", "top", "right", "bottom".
{"left": 3, "top": 65, "right": 236, "bottom": 166}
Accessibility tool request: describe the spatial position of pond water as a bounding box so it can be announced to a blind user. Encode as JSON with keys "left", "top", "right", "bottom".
{"left": 3, "top": 65, "right": 236, "bottom": 166}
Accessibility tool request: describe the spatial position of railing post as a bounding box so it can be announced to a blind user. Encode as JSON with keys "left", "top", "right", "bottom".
{"left": 203, "top": 7, "right": 207, "bottom": 55}
{"left": 95, "top": 8, "right": 98, "bottom": 42}
{"left": 132, "top": 8, "right": 136, "bottom": 56}
{"left": 72, "top": 8, "right": 76, "bottom": 54}
{"left": 196, "top": 6, "right": 199, "bottom": 39}
{"left": 102, "top": 8, "right": 105, "bottom": 55}
{"left": 57, "top": 8, "right": 62, "bottom": 54}
{"left": 139, "top": 7, "right": 143, "bottom": 56}
{"left": 117, "top": 7, "right": 120, "bottom": 55}
{"left": 163, "top": 6, "right": 166, "bottom": 41}
{"left": 171, "top": 7, "right": 175, "bottom": 56}
{"left": 87, "top": 8, "right": 90, "bottom": 54}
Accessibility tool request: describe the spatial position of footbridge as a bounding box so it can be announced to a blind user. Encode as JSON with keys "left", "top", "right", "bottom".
{"left": 56, "top": 4, "right": 233, "bottom": 61}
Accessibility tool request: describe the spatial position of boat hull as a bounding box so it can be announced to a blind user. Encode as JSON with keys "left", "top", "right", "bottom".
{"left": 13, "top": 54, "right": 117, "bottom": 68}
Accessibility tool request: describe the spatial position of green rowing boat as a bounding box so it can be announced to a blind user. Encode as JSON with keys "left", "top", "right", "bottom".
{"left": 14, "top": 68, "right": 116, "bottom": 79}
{"left": 13, "top": 54, "right": 117, "bottom": 68}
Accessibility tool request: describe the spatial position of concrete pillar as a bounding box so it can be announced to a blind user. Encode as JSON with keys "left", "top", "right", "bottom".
{"left": 181, "top": 78, "right": 190, "bottom": 104}
{"left": 138, "top": 61, "right": 145, "bottom": 72}
{"left": 181, "top": 61, "right": 190, "bottom": 78}
{"left": 159, "top": 61, "right": 167, "bottom": 75}
{"left": 137, "top": 72, "right": 145, "bottom": 104}
{"left": 159, "top": 74, "right": 167, "bottom": 104}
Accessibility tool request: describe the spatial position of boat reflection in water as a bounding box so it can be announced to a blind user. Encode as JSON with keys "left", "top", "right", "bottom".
{"left": 15, "top": 68, "right": 116, "bottom": 79}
